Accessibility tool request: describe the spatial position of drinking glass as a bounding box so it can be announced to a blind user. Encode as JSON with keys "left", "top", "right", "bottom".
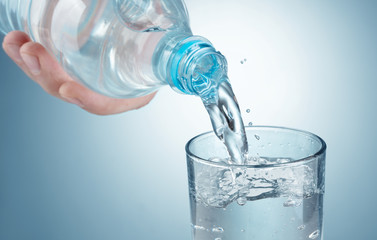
{"left": 186, "top": 126, "right": 326, "bottom": 240}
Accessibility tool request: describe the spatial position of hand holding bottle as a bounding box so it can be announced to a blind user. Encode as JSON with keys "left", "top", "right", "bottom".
{"left": 1, "top": 0, "right": 226, "bottom": 113}
{"left": 2, "top": 31, "right": 156, "bottom": 115}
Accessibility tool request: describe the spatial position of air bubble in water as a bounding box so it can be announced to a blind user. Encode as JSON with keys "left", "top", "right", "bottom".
{"left": 244, "top": 58, "right": 247, "bottom": 62}
{"left": 212, "top": 227, "right": 224, "bottom": 233}
{"left": 248, "top": 122, "right": 253, "bottom": 126}
{"left": 237, "top": 197, "right": 247, "bottom": 206}
{"left": 241, "top": 229, "right": 245, "bottom": 232}
{"left": 215, "top": 238, "right": 222, "bottom": 240}
{"left": 309, "top": 229, "right": 320, "bottom": 239}
{"left": 254, "top": 134, "right": 260, "bottom": 140}
{"left": 246, "top": 156, "right": 258, "bottom": 165}
{"left": 277, "top": 158, "right": 290, "bottom": 164}
{"left": 209, "top": 157, "right": 227, "bottom": 164}
{"left": 143, "top": 26, "right": 166, "bottom": 32}
{"left": 283, "top": 199, "right": 302, "bottom": 207}
{"left": 297, "top": 225, "right": 306, "bottom": 230}
{"left": 209, "top": 157, "right": 221, "bottom": 162}
{"left": 246, "top": 109, "right": 251, "bottom": 113}
{"left": 240, "top": 60, "right": 244, "bottom": 64}
{"left": 258, "top": 158, "right": 268, "bottom": 165}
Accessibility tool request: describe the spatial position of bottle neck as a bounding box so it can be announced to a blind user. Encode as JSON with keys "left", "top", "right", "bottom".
{"left": 171, "top": 36, "right": 228, "bottom": 97}
{"left": 154, "top": 35, "right": 228, "bottom": 97}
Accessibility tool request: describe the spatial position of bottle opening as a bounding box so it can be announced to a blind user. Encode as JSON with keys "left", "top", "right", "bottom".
{"left": 168, "top": 36, "right": 228, "bottom": 97}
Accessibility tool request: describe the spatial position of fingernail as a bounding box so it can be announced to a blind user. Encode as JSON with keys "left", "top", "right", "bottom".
{"left": 63, "top": 97, "right": 85, "bottom": 108}
{"left": 4, "top": 44, "right": 23, "bottom": 62}
{"left": 21, "top": 53, "right": 41, "bottom": 75}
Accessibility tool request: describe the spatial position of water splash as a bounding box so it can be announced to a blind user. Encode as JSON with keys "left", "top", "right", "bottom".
{"left": 193, "top": 160, "right": 316, "bottom": 208}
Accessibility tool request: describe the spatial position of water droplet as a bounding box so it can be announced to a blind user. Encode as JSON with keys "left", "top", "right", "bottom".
{"left": 246, "top": 109, "right": 251, "bottom": 113}
{"left": 212, "top": 227, "right": 224, "bottom": 233}
{"left": 254, "top": 134, "right": 260, "bottom": 140}
{"left": 309, "top": 229, "right": 320, "bottom": 239}
{"left": 193, "top": 225, "right": 206, "bottom": 231}
{"left": 248, "top": 122, "right": 253, "bottom": 126}
{"left": 244, "top": 58, "right": 247, "bottom": 62}
{"left": 298, "top": 225, "right": 306, "bottom": 230}
{"left": 237, "top": 197, "right": 247, "bottom": 206}
{"left": 240, "top": 61, "right": 244, "bottom": 64}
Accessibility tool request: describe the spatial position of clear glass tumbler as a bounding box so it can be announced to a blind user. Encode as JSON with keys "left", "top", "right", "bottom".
{"left": 186, "top": 126, "right": 326, "bottom": 240}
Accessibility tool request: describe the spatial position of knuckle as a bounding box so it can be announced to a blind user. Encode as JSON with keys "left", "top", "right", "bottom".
{"left": 20, "top": 41, "right": 44, "bottom": 55}
{"left": 3, "top": 31, "right": 28, "bottom": 44}
{"left": 41, "top": 85, "right": 60, "bottom": 97}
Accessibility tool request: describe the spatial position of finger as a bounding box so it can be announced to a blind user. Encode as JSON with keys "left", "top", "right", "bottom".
{"left": 2, "top": 31, "right": 31, "bottom": 65}
{"left": 59, "top": 81, "right": 157, "bottom": 115}
{"left": 19, "top": 41, "right": 73, "bottom": 98}
{"left": 3, "top": 31, "right": 73, "bottom": 98}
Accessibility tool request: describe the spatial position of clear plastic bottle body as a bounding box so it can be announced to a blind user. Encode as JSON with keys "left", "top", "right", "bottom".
{"left": 0, "top": 0, "right": 227, "bottom": 98}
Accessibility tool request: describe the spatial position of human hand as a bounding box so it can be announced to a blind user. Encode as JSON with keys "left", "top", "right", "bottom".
{"left": 2, "top": 31, "right": 156, "bottom": 115}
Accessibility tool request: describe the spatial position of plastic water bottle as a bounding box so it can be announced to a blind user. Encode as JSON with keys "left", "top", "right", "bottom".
{"left": 0, "top": 0, "right": 228, "bottom": 98}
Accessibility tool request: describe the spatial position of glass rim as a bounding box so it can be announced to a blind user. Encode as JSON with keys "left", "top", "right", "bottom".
{"left": 185, "top": 126, "right": 327, "bottom": 169}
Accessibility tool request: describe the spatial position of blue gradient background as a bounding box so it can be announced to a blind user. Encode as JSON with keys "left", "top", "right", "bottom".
{"left": 1, "top": 0, "right": 376, "bottom": 239}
